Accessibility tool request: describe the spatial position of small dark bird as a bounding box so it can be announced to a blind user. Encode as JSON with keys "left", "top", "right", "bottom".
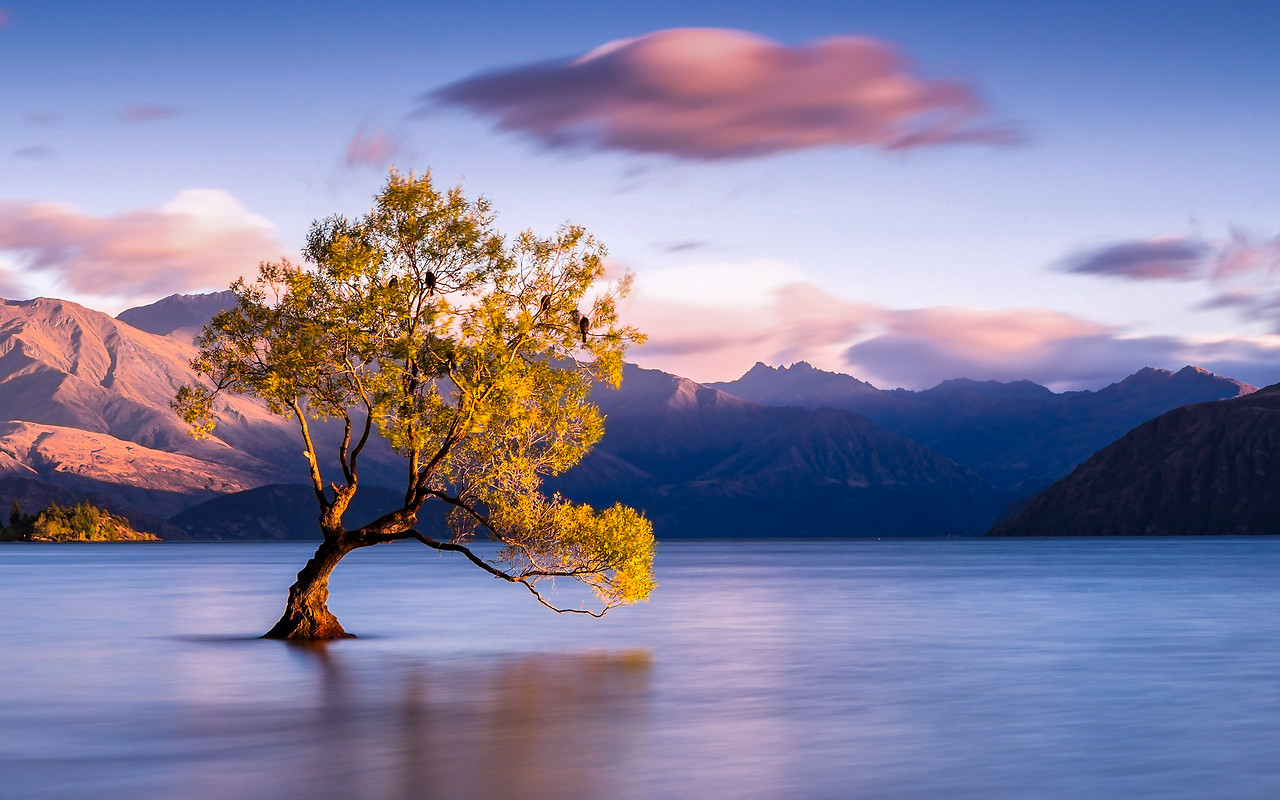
{"left": 578, "top": 314, "right": 590, "bottom": 344}
{"left": 387, "top": 275, "right": 398, "bottom": 291}
{"left": 425, "top": 270, "right": 437, "bottom": 296}
{"left": 539, "top": 294, "right": 551, "bottom": 314}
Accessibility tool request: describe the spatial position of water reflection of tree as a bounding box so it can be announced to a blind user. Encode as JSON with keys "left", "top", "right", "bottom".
{"left": 286, "top": 645, "right": 653, "bottom": 800}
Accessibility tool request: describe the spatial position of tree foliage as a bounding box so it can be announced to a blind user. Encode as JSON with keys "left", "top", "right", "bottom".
{"left": 174, "top": 170, "right": 655, "bottom": 629}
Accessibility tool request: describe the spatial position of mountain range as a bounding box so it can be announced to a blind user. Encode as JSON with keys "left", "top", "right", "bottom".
{"left": 709, "top": 361, "right": 1255, "bottom": 492}
{"left": 0, "top": 291, "right": 1266, "bottom": 539}
{"left": 551, "top": 364, "right": 1012, "bottom": 537}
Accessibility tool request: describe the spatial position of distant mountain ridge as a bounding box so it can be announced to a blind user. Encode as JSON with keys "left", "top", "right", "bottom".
{"left": 117, "top": 290, "right": 237, "bottom": 338}
{"left": 710, "top": 361, "right": 1255, "bottom": 492}
{"left": 710, "top": 361, "right": 879, "bottom": 408}
{"left": 555, "top": 364, "right": 1015, "bottom": 538}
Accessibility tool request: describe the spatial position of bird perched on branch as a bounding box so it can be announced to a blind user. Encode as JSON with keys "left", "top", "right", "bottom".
{"left": 425, "top": 270, "right": 437, "bottom": 296}
{"left": 578, "top": 314, "right": 590, "bottom": 344}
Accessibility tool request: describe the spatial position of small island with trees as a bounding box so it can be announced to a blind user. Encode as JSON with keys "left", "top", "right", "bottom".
{"left": 1, "top": 500, "right": 159, "bottom": 542}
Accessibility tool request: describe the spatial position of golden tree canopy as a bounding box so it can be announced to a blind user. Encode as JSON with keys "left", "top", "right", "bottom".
{"left": 176, "top": 170, "right": 654, "bottom": 625}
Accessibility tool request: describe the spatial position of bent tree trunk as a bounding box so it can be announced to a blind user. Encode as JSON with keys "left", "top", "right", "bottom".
{"left": 263, "top": 536, "right": 358, "bottom": 640}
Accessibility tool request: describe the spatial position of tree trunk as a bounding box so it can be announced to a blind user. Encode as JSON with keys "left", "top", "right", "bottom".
{"left": 263, "top": 536, "right": 357, "bottom": 640}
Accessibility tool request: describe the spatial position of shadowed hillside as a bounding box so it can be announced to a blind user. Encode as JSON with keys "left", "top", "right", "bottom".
{"left": 171, "top": 484, "right": 450, "bottom": 540}
{"left": 550, "top": 364, "right": 1014, "bottom": 537}
{"left": 989, "top": 384, "right": 1280, "bottom": 536}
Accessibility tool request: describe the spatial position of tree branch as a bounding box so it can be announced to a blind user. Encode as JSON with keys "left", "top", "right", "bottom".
{"left": 366, "top": 528, "right": 608, "bottom": 617}
{"left": 348, "top": 374, "right": 375, "bottom": 479}
{"left": 290, "top": 399, "right": 329, "bottom": 510}
{"left": 337, "top": 412, "right": 353, "bottom": 485}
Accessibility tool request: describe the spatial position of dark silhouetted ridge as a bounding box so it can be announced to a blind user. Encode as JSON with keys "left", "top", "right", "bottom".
{"left": 990, "top": 384, "right": 1280, "bottom": 536}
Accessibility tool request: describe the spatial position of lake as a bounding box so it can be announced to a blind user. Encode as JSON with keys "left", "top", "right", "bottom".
{"left": 3, "top": 538, "right": 1280, "bottom": 799}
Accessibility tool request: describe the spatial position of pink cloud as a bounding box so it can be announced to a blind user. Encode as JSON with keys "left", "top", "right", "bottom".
{"left": 622, "top": 261, "right": 878, "bottom": 380}
{"left": 119, "top": 104, "right": 181, "bottom": 123}
{"left": 0, "top": 190, "right": 284, "bottom": 303}
{"left": 841, "top": 329, "right": 1251, "bottom": 390}
{"left": 427, "top": 28, "right": 1018, "bottom": 160}
{"left": 621, "top": 260, "right": 1280, "bottom": 389}
{"left": 345, "top": 126, "right": 404, "bottom": 169}
{"left": 844, "top": 308, "right": 1150, "bottom": 388}
{"left": 884, "top": 306, "right": 1108, "bottom": 355}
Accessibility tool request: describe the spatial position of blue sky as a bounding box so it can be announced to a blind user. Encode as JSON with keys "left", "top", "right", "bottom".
{"left": 3, "top": 1, "right": 1280, "bottom": 388}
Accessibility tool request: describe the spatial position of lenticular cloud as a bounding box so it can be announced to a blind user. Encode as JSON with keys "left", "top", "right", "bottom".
{"left": 428, "top": 28, "right": 1017, "bottom": 160}
{"left": 1060, "top": 236, "right": 1210, "bottom": 281}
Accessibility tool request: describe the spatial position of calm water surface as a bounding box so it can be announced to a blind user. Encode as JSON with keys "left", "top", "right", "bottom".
{"left": 3, "top": 538, "right": 1280, "bottom": 799}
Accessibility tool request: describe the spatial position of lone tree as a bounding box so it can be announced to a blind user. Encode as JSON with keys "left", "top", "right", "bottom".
{"left": 174, "top": 170, "right": 655, "bottom": 640}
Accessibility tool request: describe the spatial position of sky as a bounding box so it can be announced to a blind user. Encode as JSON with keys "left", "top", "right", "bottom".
{"left": 3, "top": 0, "right": 1280, "bottom": 390}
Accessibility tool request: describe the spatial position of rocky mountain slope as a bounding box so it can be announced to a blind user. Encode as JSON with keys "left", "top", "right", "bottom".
{"left": 989, "top": 384, "right": 1280, "bottom": 536}
{"left": 0, "top": 297, "right": 404, "bottom": 519}
{"left": 711, "top": 361, "right": 1256, "bottom": 492}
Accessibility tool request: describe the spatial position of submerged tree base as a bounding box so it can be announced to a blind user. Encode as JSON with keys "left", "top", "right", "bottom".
{"left": 262, "top": 538, "right": 356, "bottom": 640}
{"left": 262, "top": 612, "right": 355, "bottom": 641}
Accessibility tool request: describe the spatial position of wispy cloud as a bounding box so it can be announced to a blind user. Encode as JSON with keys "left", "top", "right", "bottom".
{"left": 624, "top": 258, "right": 1280, "bottom": 389}
{"left": 1212, "top": 229, "right": 1280, "bottom": 279}
{"left": 426, "top": 28, "right": 1018, "bottom": 161}
{"left": 623, "top": 260, "right": 874, "bottom": 380}
{"left": 119, "top": 104, "right": 182, "bottom": 124}
{"left": 1059, "top": 229, "right": 1280, "bottom": 330}
{"left": 344, "top": 126, "right": 404, "bottom": 169}
{"left": 0, "top": 190, "right": 284, "bottom": 306}
{"left": 12, "top": 146, "right": 53, "bottom": 159}
{"left": 845, "top": 309, "right": 1161, "bottom": 389}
